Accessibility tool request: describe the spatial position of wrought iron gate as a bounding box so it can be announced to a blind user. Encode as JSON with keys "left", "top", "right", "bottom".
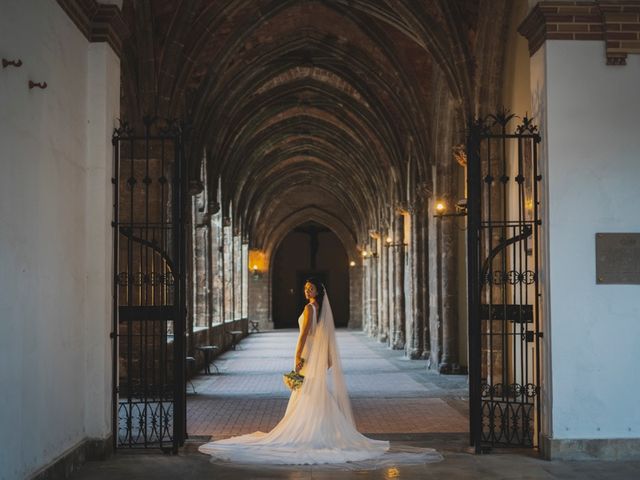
{"left": 467, "top": 111, "right": 543, "bottom": 451}
{"left": 112, "top": 119, "right": 187, "bottom": 451}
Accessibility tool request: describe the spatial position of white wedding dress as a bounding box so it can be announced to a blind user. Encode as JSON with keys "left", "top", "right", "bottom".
{"left": 198, "top": 293, "right": 442, "bottom": 469}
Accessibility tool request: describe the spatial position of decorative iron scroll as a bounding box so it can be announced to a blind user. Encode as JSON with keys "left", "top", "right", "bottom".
{"left": 112, "top": 119, "right": 187, "bottom": 451}
{"left": 466, "top": 110, "right": 543, "bottom": 452}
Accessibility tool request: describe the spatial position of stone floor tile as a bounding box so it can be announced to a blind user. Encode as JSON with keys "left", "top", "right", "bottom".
{"left": 69, "top": 330, "right": 640, "bottom": 480}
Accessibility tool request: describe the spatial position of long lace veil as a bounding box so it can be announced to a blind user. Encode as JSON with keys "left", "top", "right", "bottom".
{"left": 198, "top": 285, "right": 443, "bottom": 469}
{"left": 299, "top": 289, "right": 354, "bottom": 426}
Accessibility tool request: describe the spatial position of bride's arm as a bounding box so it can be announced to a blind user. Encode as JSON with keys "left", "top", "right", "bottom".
{"left": 294, "top": 304, "right": 312, "bottom": 372}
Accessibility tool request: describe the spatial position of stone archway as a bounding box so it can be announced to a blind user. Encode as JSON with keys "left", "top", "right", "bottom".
{"left": 271, "top": 222, "right": 349, "bottom": 329}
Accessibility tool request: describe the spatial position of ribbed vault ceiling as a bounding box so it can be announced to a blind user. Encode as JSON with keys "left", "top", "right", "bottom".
{"left": 121, "top": 0, "right": 497, "bottom": 256}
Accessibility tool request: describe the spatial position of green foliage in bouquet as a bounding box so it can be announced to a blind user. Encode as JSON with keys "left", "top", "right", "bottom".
{"left": 283, "top": 357, "right": 305, "bottom": 391}
{"left": 283, "top": 371, "right": 304, "bottom": 391}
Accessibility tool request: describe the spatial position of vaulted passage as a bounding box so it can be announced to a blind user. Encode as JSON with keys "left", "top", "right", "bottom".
{"left": 6, "top": 1, "right": 640, "bottom": 477}
{"left": 154, "top": 0, "right": 508, "bottom": 372}
{"left": 114, "top": 0, "right": 523, "bottom": 450}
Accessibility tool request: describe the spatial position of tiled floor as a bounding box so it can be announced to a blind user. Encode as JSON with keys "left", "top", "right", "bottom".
{"left": 69, "top": 330, "right": 640, "bottom": 479}
{"left": 69, "top": 448, "right": 640, "bottom": 480}
{"left": 186, "top": 330, "right": 468, "bottom": 439}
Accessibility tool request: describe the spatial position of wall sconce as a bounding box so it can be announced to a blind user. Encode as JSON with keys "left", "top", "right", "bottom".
{"left": 251, "top": 264, "right": 262, "bottom": 279}
{"left": 249, "top": 249, "right": 266, "bottom": 279}
{"left": 349, "top": 260, "right": 356, "bottom": 267}
{"left": 433, "top": 198, "right": 468, "bottom": 218}
{"left": 384, "top": 235, "right": 407, "bottom": 248}
{"left": 360, "top": 250, "right": 378, "bottom": 259}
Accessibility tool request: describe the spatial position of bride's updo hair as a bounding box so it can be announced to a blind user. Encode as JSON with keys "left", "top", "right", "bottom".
{"left": 305, "top": 277, "right": 325, "bottom": 316}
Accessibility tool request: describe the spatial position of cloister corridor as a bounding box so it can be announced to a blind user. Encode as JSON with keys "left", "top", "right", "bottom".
{"left": 5, "top": 1, "right": 640, "bottom": 478}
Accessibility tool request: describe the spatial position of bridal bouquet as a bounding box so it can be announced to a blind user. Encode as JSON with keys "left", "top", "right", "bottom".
{"left": 283, "top": 358, "right": 304, "bottom": 391}
{"left": 283, "top": 371, "right": 304, "bottom": 391}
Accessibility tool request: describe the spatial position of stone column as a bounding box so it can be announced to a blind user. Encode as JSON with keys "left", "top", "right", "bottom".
{"left": 392, "top": 213, "right": 406, "bottom": 350}
{"left": 233, "top": 231, "right": 242, "bottom": 321}
{"left": 406, "top": 207, "right": 424, "bottom": 359}
{"left": 206, "top": 214, "right": 214, "bottom": 344}
{"left": 222, "top": 219, "right": 231, "bottom": 323}
{"left": 349, "top": 264, "right": 363, "bottom": 329}
{"left": 210, "top": 203, "right": 223, "bottom": 326}
{"left": 368, "top": 252, "right": 378, "bottom": 337}
{"left": 418, "top": 200, "right": 431, "bottom": 361}
{"left": 427, "top": 197, "right": 440, "bottom": 370}
{"left": 362, "top": 256, "right": 370, "bottom": 335}
{"left": 379, "top": 233, "right": 389, "bottom": 343}
{"left": 439, "top": 194, "right": 460, "bottom": 373}
{"left": 193, "top": 220, "right": 207, "bottom": 329}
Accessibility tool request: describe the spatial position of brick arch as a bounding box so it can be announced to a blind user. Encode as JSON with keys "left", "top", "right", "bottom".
{"left": 262, "top": 206, "right": 359, "bottom": 264}
{"left": 224, "top": 109, "right": 396, "bottom": 205}
{"left": 152, "top": 0, "right": 474, "bottom": 119}
{"left": 121, "top": 0, "right": 484, "bottom": 145}
{"left": 233, "top": 139, "right": 382, "bottom": 222}
{"left": 225, "top": 116, "right": 394, "bottom": 231}
{"left": 119, "top": 0, "right": 481, "bottom": 213}
{"left": 193, "top": 32, "right": 429, "bottom": 184}
{"left": 118, "top": 0, "right": 504, "bottom": 247}
{"left": 215, "top": 79, "right": 406, "bottom": 195}
{"left": 242, "top": 168, "right": 373, "bottom": 250}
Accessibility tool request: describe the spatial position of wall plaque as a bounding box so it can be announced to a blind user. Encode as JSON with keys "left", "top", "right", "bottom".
{"left": 595, "top": 233, "right": 640, "bottom": 284}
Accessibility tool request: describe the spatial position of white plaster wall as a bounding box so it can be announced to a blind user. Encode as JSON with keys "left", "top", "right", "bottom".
{"left": 533, "top": 41, "right": 640, "bottom": 440}
{"left": 503, "top": 0, "right": 556, "bottom": 440}
{"left": 0, "top": 2, "right": 119, "bottom": 479}
{"left": 529, "top": 41, "right": 555, "bottom": 441}
{"left": 84, "top": 43, "right": 120, "bottom": 440}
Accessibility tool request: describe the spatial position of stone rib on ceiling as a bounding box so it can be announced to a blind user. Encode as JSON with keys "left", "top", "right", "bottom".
{"left": 121, "top": 0, "right": 480, "bottom": 249}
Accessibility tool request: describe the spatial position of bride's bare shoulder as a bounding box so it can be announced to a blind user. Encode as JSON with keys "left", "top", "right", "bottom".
{"left": 302, "top": 303, "right": 316, "bottom": 319}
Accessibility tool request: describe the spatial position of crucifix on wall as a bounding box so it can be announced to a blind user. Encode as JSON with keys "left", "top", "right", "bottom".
{"left": 294, "top": 224, "right": 330, "bottom": 270}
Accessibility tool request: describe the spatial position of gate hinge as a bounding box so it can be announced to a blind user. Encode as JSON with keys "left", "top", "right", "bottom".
{"left": 110, "top": 331, "right": 116, "bottom": 339}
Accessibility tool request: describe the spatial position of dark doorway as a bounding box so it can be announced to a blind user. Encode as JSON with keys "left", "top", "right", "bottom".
{"left": 272, "top": 222, "right": 349, "bottom": 328}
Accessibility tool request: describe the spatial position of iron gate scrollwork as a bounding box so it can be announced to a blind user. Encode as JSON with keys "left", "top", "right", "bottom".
{"left": 112, "top": 118, "right": 187, "bottom": 451}
{"left": 467, "top": 111, "right": 543, "bottom": 452}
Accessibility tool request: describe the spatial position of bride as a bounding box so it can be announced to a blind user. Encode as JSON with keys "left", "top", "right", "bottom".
{"left": 198, "top": 278, "right": 442, "bottom": 467}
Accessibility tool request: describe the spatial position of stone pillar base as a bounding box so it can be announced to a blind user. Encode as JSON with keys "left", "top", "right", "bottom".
{"left": 406, "top": 348, "right": 423, "bottom": 360}
{"left": 541, "top": 435, "right": 640, "bottom": 461}
{"left": 438, "top": 362, "right": 465, "bottom": 374}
